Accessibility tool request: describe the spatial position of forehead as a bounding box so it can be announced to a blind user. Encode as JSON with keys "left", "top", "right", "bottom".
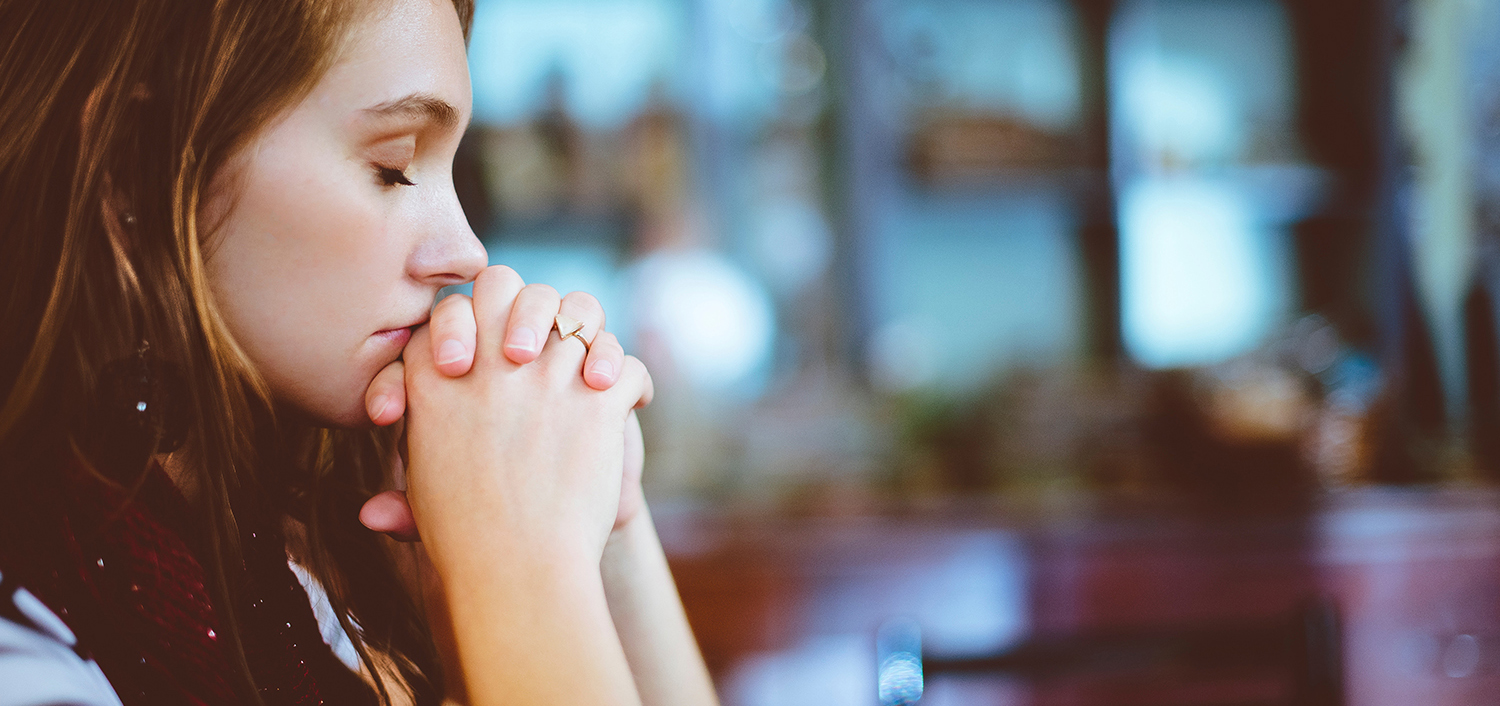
{"left": 316, "top": 0, "right": 472, "bottom": 125}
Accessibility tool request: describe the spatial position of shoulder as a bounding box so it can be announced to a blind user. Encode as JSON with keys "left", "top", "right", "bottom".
{"left": 0, "top": 570, "right": 122, "bottom": 706}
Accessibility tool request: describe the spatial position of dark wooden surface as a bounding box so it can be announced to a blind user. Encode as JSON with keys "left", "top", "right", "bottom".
{"left": 658, "top": 489, "right": 1500, "bottom": 705}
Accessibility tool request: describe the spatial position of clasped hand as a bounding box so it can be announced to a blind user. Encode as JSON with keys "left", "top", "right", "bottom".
{"left": 356, "top": 265, "right": 652, "bottom": 563}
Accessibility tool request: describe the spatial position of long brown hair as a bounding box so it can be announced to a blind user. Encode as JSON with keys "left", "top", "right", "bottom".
{"left": 0, "top": 0, "right": 473, "bottom": 702}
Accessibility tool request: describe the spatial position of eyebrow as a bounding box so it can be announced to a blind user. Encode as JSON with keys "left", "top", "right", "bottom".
{"left": 361, "top": 93, "right": 462, "bottom": 132}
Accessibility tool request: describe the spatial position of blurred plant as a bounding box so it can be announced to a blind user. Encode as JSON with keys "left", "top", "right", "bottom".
{"left": 887, "top": 365, "right": 1150, "bottom": 499}
{"left": 882, "top": 314, "right": 1470, "bottom": 508}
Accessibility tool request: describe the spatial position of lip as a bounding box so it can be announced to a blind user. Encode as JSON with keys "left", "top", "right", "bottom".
{"left": 372, "top": 326, "right": 413, "bottom": 349}
{"left": 372, "top": 314, "right": 428, "bottom": 349}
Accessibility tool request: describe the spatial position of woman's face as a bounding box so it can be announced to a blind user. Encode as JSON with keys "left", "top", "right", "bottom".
{"left": 204, "top": 0, "right": 485, "bottom": 427}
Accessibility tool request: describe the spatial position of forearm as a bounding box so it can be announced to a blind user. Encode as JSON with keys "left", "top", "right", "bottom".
{"left": 438, "top": 539, "right": 643, "bottom": 706}
{"left": 601, "top": 503, "right": 720, "bottom": 706}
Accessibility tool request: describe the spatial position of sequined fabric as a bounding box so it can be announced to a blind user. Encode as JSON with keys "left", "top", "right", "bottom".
{"left": 0, "top": 457, "right": 378, "bottom": 706}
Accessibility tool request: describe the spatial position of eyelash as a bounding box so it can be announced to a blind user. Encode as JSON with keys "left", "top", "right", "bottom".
{"left": 375, "top": 165, "right": 415, "bottom": 187}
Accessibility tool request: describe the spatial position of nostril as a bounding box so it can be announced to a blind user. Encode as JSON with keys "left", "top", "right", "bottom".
{"left": 409, "top": 208, "right": 487, "bottom": 285}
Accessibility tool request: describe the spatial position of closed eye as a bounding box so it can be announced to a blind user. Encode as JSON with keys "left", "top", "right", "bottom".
{"left": 375, "top": 165, "right": 415, "bottom": 187}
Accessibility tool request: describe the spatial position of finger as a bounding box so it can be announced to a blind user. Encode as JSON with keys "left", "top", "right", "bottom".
{"left": 611, "top": 354, "right": 655, "bottom": 409}
{"left": 403, "top": 324, "right": 443, "bottom": 400}
{"left": 405, "top": 324, "right": 434, "bottom": 372}
{"left": 583, "top": 331, "right": 624, "bottom": 390}
{"left": 359, "top": 490, "right": 421, "bottom": 542}
{"left": 365, "top": 359, "right": 407, "bottom": 425}
{"left": 503, "top": 283, "right": 561, "bottom": 364}
{"left": 472, "top": 265, "right": 525, "bottom": 364}
{"left": 614, "top": 411, "right": 644, "bottom": 531}
{"left": 550, "top": 290, "right": 605, "bottom": 365}
{"left": 429, "top": 293, "right": 476, "bottom": 377}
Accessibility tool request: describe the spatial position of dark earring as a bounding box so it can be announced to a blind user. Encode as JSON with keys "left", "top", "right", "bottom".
{"left": 86, "top": 340, "right": 188, "bottom": 479}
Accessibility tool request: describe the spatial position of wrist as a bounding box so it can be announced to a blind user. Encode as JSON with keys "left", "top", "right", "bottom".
{"left": 410, "top": 483, "right": 610, "bottom": 572}
{"left": 423, "top": 515, "right": 604, "bottom": 588}
{"left": 439, "top": 543, "right": 638, "bottom": 705}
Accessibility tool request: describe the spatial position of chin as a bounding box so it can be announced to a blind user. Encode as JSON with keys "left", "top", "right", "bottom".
{"left": 275, "top": 380, "right": 378, "bottom": 430}
{"left": 320, "top": 357, "right": 393, "bottom": 429}
{"left": 325, "top": 406, "right": 378, "bottom": 430}
{"left": 325, "top": 384, "right": 382, "bottom": 429}
{"left": 275, "top": 399, "right": 372, "bottom": 430}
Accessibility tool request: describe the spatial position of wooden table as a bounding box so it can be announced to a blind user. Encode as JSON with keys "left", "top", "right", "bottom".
{"left": 658, "top": 489, "right": 1500, "bottom": 706}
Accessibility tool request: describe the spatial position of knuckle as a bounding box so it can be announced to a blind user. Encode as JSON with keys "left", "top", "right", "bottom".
{"left": 593, "top": 331, "right": 621, "bottom": 352}
{"left": 404, "top": 359, "right": 433, "bottom": 388}
{"left": 433, "top": 293, "right": 472, "bottom": 321}
{"left": 564, "top": 290, "right": 602, "bottom": 315}
{"left": 621, "top": 354, "right": 647, "bottom": 378}
{"left": 477, "top": 264, "right": 521, "bottom": 289}
{"left": 374, "top": 364, "right": 403, "bottom": 386}
{"left": 406, "top": 327, "right": 432, "bottom": 360}
{"left": 522, "top": 283, "right": 560, "bottom": 302}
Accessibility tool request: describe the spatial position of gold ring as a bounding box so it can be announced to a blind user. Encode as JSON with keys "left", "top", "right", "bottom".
{"left": 553, "top": 314, "right": 590, "bottom": 352}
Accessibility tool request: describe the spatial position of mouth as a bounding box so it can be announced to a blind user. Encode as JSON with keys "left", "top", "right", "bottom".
{"left": 373, "top": 314, "right": 429, "bottom": 347}
{"left": 371, "top": 327, "right": 413, "bottom": 348}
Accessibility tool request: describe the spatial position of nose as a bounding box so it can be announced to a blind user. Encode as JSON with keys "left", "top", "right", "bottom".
{"left": 409, "top": 186, "right": 488, "bottom": 287}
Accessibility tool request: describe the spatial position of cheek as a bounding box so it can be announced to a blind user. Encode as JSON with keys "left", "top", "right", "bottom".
{"left": 205, "top": 151, "right": 407, "bottom": 425}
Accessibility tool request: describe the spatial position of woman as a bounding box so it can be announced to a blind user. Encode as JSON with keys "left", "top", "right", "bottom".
{"left": 0, "top": 0, "right": 718, "bottom": 704}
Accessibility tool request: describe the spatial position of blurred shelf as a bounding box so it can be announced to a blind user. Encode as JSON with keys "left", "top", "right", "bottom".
{"left": 900, "top": 166, "right": 1110, "bottom": 199}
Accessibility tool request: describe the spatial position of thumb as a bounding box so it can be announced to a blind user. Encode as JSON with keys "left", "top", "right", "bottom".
{"left": 359, "top": 490, "right": 422, "bottom": 542}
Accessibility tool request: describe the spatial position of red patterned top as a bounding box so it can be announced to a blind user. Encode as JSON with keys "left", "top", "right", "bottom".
{"left": 0, "top": 457, "right": 378, "bottom": 706}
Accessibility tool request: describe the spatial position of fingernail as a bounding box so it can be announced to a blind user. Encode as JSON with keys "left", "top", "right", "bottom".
{"left": 590, "top": 359, "right": 615, "bottom": 382}
{"left": 437, "top": 339, "right": 466, "bottom": 366}
{"left": 506, "top": 327, "right": 538, "bottom": 354}
{"left": 370, "top": 395, "right": 390, "bottom": 421}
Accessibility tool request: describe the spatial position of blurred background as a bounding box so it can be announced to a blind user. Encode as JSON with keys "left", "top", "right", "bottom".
{"left": 453, "top": 0, "right": 1500, "bottom": 703}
